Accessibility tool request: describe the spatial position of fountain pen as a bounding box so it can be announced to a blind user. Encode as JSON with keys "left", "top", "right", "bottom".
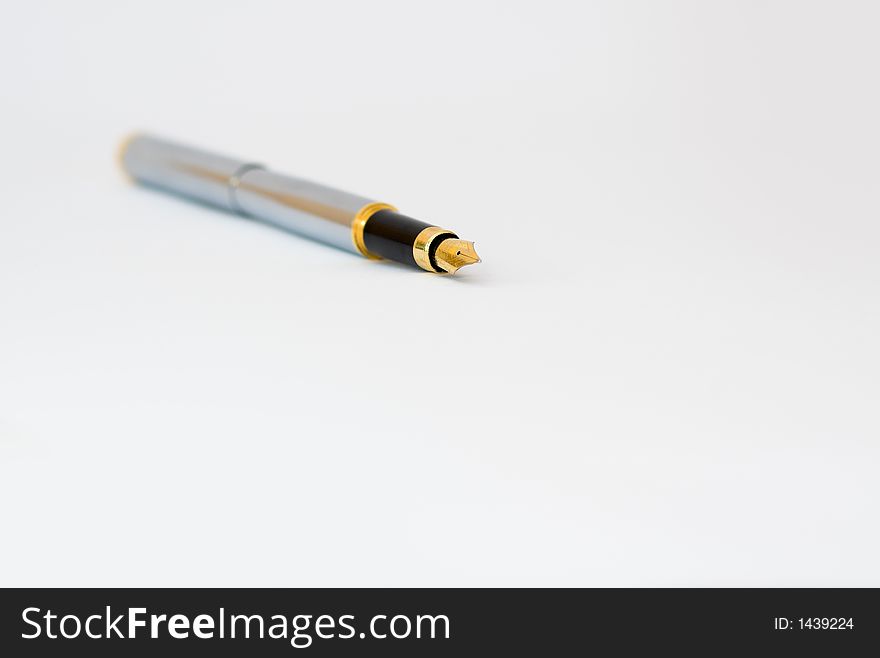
{"left": 119, "top": 134, "right": 480, "bottom": 274}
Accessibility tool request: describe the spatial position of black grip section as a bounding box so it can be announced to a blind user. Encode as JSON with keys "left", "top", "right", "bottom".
{"left": 363, "top": 210, "right": 432, "bottom": 267}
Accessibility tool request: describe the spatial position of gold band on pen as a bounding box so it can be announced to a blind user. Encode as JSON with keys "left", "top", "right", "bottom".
{"left": 351, "top": 202, "right": 397, "bottom": 259}
{"left": 413, "top": 226, "right": 457, "bottom": 273}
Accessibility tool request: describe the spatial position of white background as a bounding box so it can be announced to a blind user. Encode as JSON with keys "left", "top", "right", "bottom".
{"left": 1, "top": 1, "right": 878, "bottom": 586}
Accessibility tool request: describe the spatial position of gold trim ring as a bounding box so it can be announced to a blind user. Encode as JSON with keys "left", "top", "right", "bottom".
{"left": 413, "top": 226, "right": 457, "bottom": 273}
{"left": 351, "top": 202, "right": 397, "bottom": 259}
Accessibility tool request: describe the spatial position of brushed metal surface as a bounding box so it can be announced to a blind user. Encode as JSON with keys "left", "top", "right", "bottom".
{"left": 122, "top": 134, "right": 377, "bottom": 253}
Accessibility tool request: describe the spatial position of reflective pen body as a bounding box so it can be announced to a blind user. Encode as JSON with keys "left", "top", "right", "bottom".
{"left": 119, "top": 134, "right": 479, "bottom": 274}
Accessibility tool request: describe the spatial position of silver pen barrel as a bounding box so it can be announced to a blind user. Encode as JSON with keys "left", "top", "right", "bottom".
{"left": 119, "top": 134, "right": 392, "bottom": 255}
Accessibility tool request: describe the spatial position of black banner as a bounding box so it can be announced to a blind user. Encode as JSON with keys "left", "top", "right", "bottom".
{"left": 1, "top": 588, "right": 877, "bottom": 655}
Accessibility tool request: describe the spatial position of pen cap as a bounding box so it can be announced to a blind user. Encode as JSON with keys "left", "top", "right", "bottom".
{"left": 120, "top": 134, "right": 258, "bottom": 212}
{"left": 119, "top": 134, "right": 383, "bottom": 255}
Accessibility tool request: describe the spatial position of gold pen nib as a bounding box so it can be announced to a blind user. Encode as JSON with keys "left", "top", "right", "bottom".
{"left": 434, "top": 239, "right": 481, "bottom": 274}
